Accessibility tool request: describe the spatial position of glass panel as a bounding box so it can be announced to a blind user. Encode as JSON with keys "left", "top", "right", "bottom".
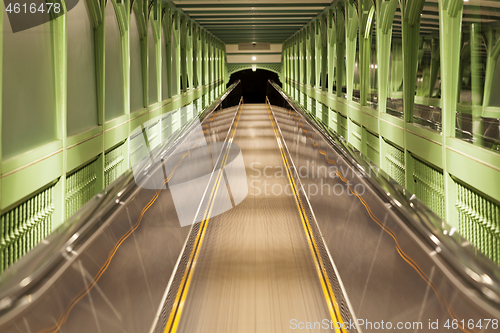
{"left": 353, "top": 39, "right": 360, "bottom": 102}
{"left": 398, "top": 2, "right": 443, "bottom": 131}
{"left": 456, "top": 0, "right": 500, "bottom": 152}
{"left": 414, "top": 36, "right": 442, "bottom": 131}
{"left": 387, "top": 20, "right": 403, "bottom": 118}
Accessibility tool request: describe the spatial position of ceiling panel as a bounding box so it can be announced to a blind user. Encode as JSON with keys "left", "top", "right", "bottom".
{"left": 170, "top": 0, "right": 333, "bottom": 44}
{"left": 168, "top": 1, "right": 500, "bottom": 45}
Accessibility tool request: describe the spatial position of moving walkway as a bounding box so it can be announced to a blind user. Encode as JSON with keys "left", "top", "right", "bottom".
{"left": 0, "top": 82, "right": 498, "bottom": 333}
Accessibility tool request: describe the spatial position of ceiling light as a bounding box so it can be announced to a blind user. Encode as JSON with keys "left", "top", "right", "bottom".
{"left": 252, "top": 56, "right": 257, "bottom": 61}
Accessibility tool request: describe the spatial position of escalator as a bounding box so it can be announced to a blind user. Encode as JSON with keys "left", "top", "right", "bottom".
{"left": 0, "top": 81, "right": 498, "bottom": 333}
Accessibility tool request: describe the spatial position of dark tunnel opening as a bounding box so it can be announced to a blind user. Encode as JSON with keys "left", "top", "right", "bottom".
{"left": 227, "top": 69, "right": 282, "bottom": 103}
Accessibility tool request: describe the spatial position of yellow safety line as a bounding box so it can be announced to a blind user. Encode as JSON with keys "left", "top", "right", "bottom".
{"left": 164, "top": 103, "right": 243, "bottom": 333}
{"left": 266, "top": 103, "right": 346, "bottom": 333}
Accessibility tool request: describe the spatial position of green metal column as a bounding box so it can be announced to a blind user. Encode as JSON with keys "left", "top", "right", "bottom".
{"left": 152, "top": 0, "right": 161, "bottom": 105}
{"left": 216, "top": 42, "right": 220, "bottom": 95}
{"left": 306, "top": 24, "right": 313, "bottom": 106}
{"left": 140, "top": 2, "right": 149, "bottom": 107}
{"left": 335, "top": 7, "right": 346, "bottom": 99}
{"left": 308, "top": 23, "right": 315, "bottom": 112}
{"left": 376, "top": 0, "right": 398, "bottom": 167}
{"left": 315, "top": 19, "right": 321, "bottom": 89}
{"left": 0, "top": 0, "right": 3, "bottom": 226}
{"left": 95, "top": 0, "right": 105, "bottom": 193}
{"left": 320, "top": 15, "right": 328, "bottom": 93}
{"left": 345, "top": 2, "right": 358, "bottom": 143}
{"left": 209, "top": 35, "right": 214, "bottom": 100}
{"left": 289, "top": 40, "right": 293, "bottom": 94}
{"left": 122, "top": 0, "right": 132, "bottom": 172}
{"left": 439, "top": 0, "right": 463, "bottom": 226}
{"left": 294, "top": 35, "right": 299, "bottom": 100}
{"left": 286, "top": 39, "right": 291, "bottom": 96}
{"left": 480, "top": 29, "right": 500, "bottom": 148}
{"left": 401, "top": 0, "right": 425, "bottom": 191}
{"left": 401, "top": 0, "right": 425, "bottom": 123}
{"left": 345, "top": 2, "right": 358, "bottom": 102}
{"left": 186, "top": 21, "right": 193, "bottom": 91}
{"left": 470, "top": 23, "right": 483, "bottom": 107}
{"left": 192, "top": 25, "right": 199, "bottom": 88}
{"left": 213, "top": 39, "right": 217, "bottom": 96}
{"left": 281, "top": 43, "right": 290, "bottom": 94}
{"left": 173, "top": 12, "right": 181, "bottom": 97}
{"left": 291, "top": 40, "right": 294, "bottom": 95}
{"left": 285, "top": 42, "right": 290, "bottom": 94}
{"left": 180, "top": 18, "right": 187, "bottom": 93}
{"left": 327, "top": 9, "right": 336, "bottom": 95}
{"left": 300, "top": 29, "right": 306, "bottom": 104}
{"left": 218, "top": 42, "right": 222, "bottom": 94}
{"left": 207, "top": 35, "right": 211, "bottom": 99}
{"left": 52, "top": 0, "right": 67, "bottom": 228}
{"left": 202, "top": 30, "right": 208, "bottom": 107}
{"left": 163, "top": 7, "right": 173, "bottom": 99}
{"left": 358, "top": 0, "right": 375, "bottom": 106}
{"left": 217, "top": 41, "right": 221, "bottom": 94}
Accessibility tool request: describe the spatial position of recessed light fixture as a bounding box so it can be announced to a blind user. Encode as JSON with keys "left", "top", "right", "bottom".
{"left": 252, "top": 56, "right": 257, "bottom": 61}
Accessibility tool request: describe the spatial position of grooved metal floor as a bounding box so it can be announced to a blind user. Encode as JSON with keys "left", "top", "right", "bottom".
{"left": 176, "top": 104, "right": 333, "bottom": 333}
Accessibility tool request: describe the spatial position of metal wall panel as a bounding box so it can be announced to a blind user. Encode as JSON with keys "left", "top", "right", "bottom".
{"left": 67, "top": 0, "right": 99, "bottom": 136}
{"left": 130, "top": 12, "right": 144, "bottom": 113}
{"left": 2, "top": 13, "right": 56, "bottom": 159}
{"left": 105, "top": 4, "right": 125, "bottom": 120}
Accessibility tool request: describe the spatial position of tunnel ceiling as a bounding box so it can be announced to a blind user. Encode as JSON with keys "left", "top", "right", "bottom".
{"left": 170, "top": 0, "right": 333, "bottom": 44}
{"left": 168, "top": 0, "right": 500, "bottom": 46}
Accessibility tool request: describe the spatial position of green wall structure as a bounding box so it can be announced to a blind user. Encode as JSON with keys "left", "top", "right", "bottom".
{"left": 2, "top": 0, "right": 500, "bottom": 272}
{"left": 281, "top": 0, "right": 500, "bottom": 265}
{"left": 0, "top": 0, "right": 226, "bottom": 272}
